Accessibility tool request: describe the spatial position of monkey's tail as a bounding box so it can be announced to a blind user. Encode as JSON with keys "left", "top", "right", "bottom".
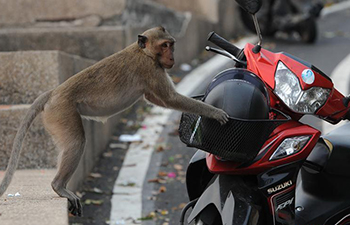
{"left": 0, "top": 90, "right": 53, "bottom": 197}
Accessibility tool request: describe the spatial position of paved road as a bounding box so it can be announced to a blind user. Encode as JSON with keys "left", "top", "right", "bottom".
{"left": 142, "top": 7, "right": 350, "bottom": 225}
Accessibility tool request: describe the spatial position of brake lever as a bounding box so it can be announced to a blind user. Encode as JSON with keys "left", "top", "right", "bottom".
{"left": 205, "top": 46, "right": 247, "bottom": 66}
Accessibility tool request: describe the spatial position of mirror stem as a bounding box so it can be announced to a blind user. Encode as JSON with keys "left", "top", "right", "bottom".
{"left": 252, "top": 14, "right": 262, "bottom": 53}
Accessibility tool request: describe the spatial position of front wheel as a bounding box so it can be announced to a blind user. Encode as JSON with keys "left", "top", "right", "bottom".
{"left": 193, "top": 207, "right": 261, "bottom": 225}
{"left": 297, "top": 18, "right": 318, "bottom": 43}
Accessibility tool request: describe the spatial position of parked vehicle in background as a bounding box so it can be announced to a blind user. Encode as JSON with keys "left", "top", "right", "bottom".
{"left": 240, "top": 0, "right": 323, "bottom": 43}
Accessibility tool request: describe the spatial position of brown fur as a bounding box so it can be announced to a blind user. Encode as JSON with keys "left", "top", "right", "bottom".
{"left": 0, "top": 27, "right": 228, "bottom": 216}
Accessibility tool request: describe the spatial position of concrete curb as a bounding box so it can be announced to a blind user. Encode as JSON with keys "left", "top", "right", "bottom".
{"left": 0, "top": 169, "right": 67, "bottom": 225}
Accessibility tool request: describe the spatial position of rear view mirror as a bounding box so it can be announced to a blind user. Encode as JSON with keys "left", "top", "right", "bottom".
{"left": 235, "top": 0, "right": 262, "bottom": 14}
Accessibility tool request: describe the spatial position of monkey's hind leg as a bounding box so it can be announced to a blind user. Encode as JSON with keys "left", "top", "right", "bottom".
{"left": 43, "top": 108, "right": 86, "bottom": 216}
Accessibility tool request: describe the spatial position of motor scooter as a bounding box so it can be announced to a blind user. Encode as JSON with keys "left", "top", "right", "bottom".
{"left": 178, "top": 0, "right": 350, "bottom": 224}
{"left": 240, "top": 0, "right": 323, "bottom": 43}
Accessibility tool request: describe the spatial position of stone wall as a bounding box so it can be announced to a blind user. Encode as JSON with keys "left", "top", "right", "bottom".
{"left": 0, "top": 0, "right": 244, "bottom": 63}
{"left": 0, "top": 51, "right": 96, "bottom": 170}
{"left": 0, "top": 51, "right": 94, "bottom": 104}
{"left": 0, "top": 105, "right": 56, "bottom": 169}
{"left": 0, "top": 0, "right": 126, "bottom": 28}
{"left": 152, "top": 0, "right": 220, "bottom": 23}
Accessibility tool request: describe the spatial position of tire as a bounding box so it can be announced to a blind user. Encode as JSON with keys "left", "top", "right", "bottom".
{"left": 194, "top": 206, "right": 262, "bottom": 225}
{"left": 239, "top": 5, "right": 277, "bottom": 37}
{"left": 298, "top": 18, "right": 317, "bottom": 43}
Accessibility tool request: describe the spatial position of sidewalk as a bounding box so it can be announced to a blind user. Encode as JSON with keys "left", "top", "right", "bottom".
{"left": 0, "top": 169, "right": 67, "bottom": 225}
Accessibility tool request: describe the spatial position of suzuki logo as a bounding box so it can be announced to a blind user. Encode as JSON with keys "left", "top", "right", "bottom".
{"left": 267, "top": 180, "right": 293, "bottom": 194}
{"left": 275, "top": 197, "right": 294, "bottom": 211}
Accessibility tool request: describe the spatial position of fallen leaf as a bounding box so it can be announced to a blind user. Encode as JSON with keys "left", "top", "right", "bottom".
{"left": 84, "top": 187, "right": 104, "bottom": 194}
{"left": 84, "top": 199, "right": 104, "bottom": 205}
{"left": 148, "top": 178, "right": 166, "bottom": 184}
{"left": 139, "top": 212, "right": 156, "bottom": 220}
{"left": 156, "top": 145, "right": 165, "bottom": 152}
{"left": 148, "top": 178, "right": 160, "bottom": 183}
{"left": 173, "top": 164, "right": 183, "bottom": 171}
{"left": 92, "top": 187, "right": 103, "bottom": 194}
{"left": 168, "top": 156, "right": 175, "bottom": 163}
{"left": 159, "top": 186, "right": 167, "bottom": 193}
{"left": 158, "top": 171, "right": 167, "bottom": 177}
{"left": 75, "top": 191, "right": 83, "bottom": 198}
{"left": 178, "top": 203, "right": 187, "bottom": 209}
{"left": 161, "top": 210, "right": 169, "bottom": 215}
{"left": 109, "top": 143, "right": 128, "bottom": 149}
{"left": 89, "top": 173, "right": 102, "bottom": 178}
{"left": 175, "top": 154, "right": 183, "bottom": 159}
{"left": 103, "top": 151, "right": 113, "bottom": 157}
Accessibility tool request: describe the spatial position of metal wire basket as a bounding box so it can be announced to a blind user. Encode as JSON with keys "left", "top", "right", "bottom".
{"left": 178, "top": 109, "right": 290, "bottom": 162}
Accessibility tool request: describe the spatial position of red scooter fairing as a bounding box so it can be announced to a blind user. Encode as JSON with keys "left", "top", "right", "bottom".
{"left": 244, "top": 43, "right": 348, "bottom": 123}
{"left": 206, "top": 42, "right": 349, "bottom": 176}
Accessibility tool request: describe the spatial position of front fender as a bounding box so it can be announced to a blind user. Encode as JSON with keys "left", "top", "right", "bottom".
{"left": 186, "top": 150, "right": 214, "bottom": 201}
{"left": 188, "top": 174, "right": 262, "bottom": 225}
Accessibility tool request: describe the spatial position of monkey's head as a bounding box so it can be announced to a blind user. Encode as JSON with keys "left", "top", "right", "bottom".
{"left": 138, "top": 26, "right": 176, "bottom": 69}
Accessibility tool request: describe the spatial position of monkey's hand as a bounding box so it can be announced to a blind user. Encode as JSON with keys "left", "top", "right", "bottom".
{"left": 212, "top": 108, "right": 229, "bottom": 125}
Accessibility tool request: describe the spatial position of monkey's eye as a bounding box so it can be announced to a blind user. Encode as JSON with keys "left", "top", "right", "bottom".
{"left": 161, "top": 42, "right": 169, "bottom": 48}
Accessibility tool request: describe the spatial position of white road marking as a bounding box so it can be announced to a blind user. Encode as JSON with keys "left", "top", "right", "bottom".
{"left": 321, "top": 0, "right": 350, "bottom": 17}
{"left": 109, "top": 36, "right": 256, "bottom": 224}
{"left": 322, "top": 53, "right": 350, "bottom": 135}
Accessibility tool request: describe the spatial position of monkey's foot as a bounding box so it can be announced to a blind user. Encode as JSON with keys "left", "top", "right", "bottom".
{"left": 68, "top": 193, "right": 83, "bottom": 217}
{"left": 52, "top": 184, "right": 83, "bottom": 216}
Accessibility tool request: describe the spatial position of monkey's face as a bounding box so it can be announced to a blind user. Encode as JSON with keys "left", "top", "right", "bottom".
{"left": 138, "top": 27, "right": 176, "bottom": 69}
{"left": 157, "top": 39, "right": 175, "bottom": 69}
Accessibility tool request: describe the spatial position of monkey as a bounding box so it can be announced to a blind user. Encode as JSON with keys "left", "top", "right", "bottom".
{"left": 0, "top": 26, "right": 228, "bottom": 216}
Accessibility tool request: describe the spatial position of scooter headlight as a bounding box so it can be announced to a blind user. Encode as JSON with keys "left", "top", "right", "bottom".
{"left": 274, "top": 61, "right": 330, "bottom": 114}
{"left": 269, "top": 136, "right": 311, "bottom": 161}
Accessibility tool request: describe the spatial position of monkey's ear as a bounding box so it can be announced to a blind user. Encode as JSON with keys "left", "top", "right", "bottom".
{"left": 138, "top": 35, "right": 148, "bottom": 49}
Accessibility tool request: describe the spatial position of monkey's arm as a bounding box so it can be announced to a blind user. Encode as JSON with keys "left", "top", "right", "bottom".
{"left": 146, "top": 72, "right": 228, "bottom": 124}
{"left": 144, "top": 93, "right": 167, "bottom": 107}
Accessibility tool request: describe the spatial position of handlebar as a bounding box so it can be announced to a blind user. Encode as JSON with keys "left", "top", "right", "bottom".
{"left": 207, "top": 32, "right": 242, "bottom": 58}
